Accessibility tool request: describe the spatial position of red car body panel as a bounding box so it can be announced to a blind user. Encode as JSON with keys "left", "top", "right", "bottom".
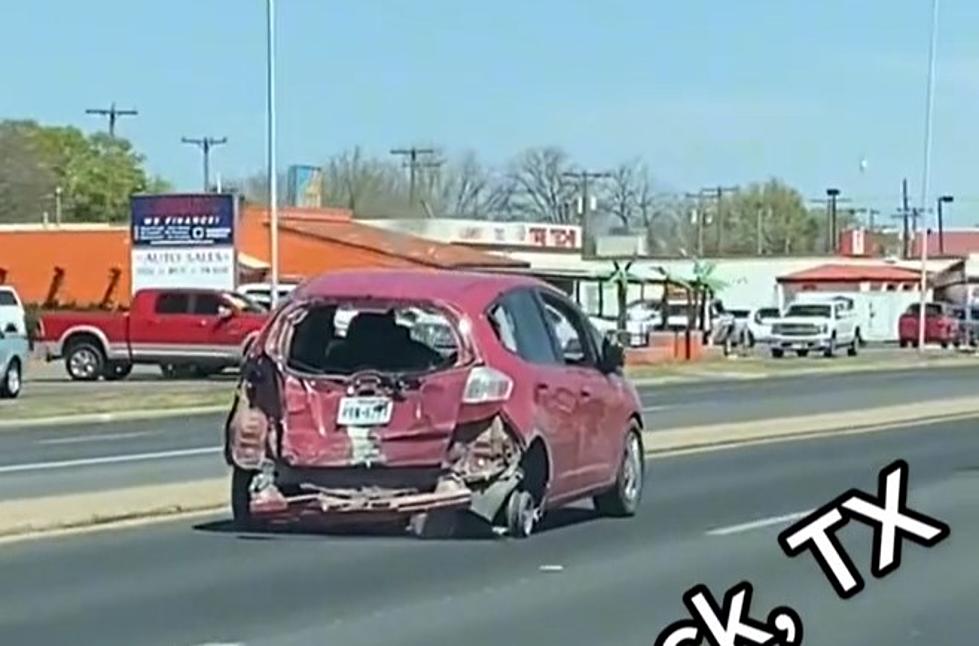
{"left": 226, "top": 269, "right": 643, "bottom": 526}
{"left": 39, "top": 288, "right": 268, "bottom": 370}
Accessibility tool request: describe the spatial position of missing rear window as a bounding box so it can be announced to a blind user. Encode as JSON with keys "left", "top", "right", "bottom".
{"left": 286, "top": 302, "right": 460, "bottom": 376}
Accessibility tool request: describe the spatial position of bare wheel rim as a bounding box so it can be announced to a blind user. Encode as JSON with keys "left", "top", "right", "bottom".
{"left": 70, "top": 349, "right": 98, "bottom": 378}
{"left": 6, "top": 364, "right": 20, "bottom": 394}
{"left": 622, "top": 434, "right": 642, "bottom": 503}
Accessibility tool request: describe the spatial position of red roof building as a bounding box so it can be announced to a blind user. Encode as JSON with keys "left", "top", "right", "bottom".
{"left": 777, "top": 263, "right": 923, "bottom": 299}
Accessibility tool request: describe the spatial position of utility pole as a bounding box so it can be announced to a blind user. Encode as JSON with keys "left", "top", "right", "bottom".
{"left": 684, "top": 190, "right": 710, "bottom": 256}
{"left": 390, "top": 147, "right": 441, "bottom": 208}
{"left": 564, "top": 169, "right": 612, "bottom": 257}
{"left": 810, "top": 190, "right": 851, "bottom": 254}
{"left": 85, "top": 102, "right": 138, "bottom": 137}
{"left": 181, "top": 136, "right": 228, "bottom": 191}
{"left": 901, "top": 178, "right": 911, "bottom": 258}
{"left": 705, "top": 186, "right": 738, "bottom": 254}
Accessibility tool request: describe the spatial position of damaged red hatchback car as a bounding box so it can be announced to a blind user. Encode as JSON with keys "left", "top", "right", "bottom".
{"left": 224, "top": 269, "right": 645, "bottom": 538}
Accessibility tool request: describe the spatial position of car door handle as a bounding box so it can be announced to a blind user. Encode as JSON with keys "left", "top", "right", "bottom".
{"left": 535, "top": 383, "right": 549, "bottom": 392}
{"left": 580, "top": 388, "right": 592, "bottom": 399}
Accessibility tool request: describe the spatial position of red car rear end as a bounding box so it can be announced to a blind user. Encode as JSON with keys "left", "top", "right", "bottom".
{"left": 898, "top": 302, "right": 959, "bottom": 347}
{"left": 224, "top": 270, "right": 644, "bottom": 538}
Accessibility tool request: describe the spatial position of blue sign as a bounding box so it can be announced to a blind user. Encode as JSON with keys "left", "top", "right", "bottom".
{"left": 131, "top": 193, "right": 236, "bottom": 248}
{"left": 286, "top": 165, "right": 323, "bottom": 207}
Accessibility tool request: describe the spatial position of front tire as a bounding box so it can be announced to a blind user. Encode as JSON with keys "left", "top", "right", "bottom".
{"left": 594, "top": 427, "right": 644, "bottom": 517}
{"left": 0, "top": 359, "right": 21, "bottom": 399}
{"left": 771, "top": 348, "right": 784, "bottom": 359}
{"left": 847, "top": 339, "right": 859, "bottom": 357}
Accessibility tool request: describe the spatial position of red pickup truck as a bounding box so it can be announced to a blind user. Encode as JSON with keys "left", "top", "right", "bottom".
{"left": 898, "top": 302, "right": 960, "bottom": 348}
{"left": 39, "top": 288, "right": 269, "bottom": 381}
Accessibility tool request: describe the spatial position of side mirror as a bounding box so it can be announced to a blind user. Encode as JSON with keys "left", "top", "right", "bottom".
{"left": 599, "top": 337, "right": 625, "bottom": 374}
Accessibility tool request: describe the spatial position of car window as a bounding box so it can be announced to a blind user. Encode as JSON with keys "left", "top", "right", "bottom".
{"left": 756, "top": 308, "right": 780, "bottom": 321}
{"left": 487, "top": 303, "right": 519, "bottom": 353}
{"left": 786, "top": 304, "right": 831, "bottom": 317}
{"left": 497, "top": 289, "right": 559, "bottom": 365}
{"left": 155, "top": 292, "right": 190, "bottom": 314}
{"left": 224, "top": 292, "right": 265, "bottom": 313}
{"left": 0, "top": 290, "right": 18, "bottom": 307}
{"left": 191, "top": 293, "right": 223, "bottom": 315}
{"left": 538, "top": 290, "right": 598, "bottom": 368}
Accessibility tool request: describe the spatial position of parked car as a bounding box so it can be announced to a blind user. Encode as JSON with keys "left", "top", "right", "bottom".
{"left": 225, "top": 269, "right": 644, "bottom": 539}
{"left": 898, "top": 302, "right": 959, "bottom": 348}
{"left": 236, "top": 281, "right": 300, "bottom": 311}
{"left": 0, "top": 286, "right": 27, "bottom": 337}
{"left": 745, "top": 307, "right": 781, "bottom": 346}
{"left": 0, "top": 321, "right": 28, "bottom": 398}
{"left": 767, "top": 297, "right": 860, "bottom": 358}
{"left": 949, "top": 304, "right": 979, "bottom": 347}
{"left": 39, "top": 288, "right": 269, "bottom": 381}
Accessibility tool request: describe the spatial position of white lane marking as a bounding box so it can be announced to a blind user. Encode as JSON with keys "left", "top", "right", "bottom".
{"left": 0, "top": 446, "right": 222, "bottom": 474}
{"left": 706, "top": 509, "right": 814, "bottom": 536}
{"left": 37, "top": 431, "right": 155, "bottom": 446}
{"left": 539, "top": 564, "right": 564, "bottom": 572}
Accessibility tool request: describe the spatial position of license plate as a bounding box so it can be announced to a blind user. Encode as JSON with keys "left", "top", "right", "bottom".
{"left": 336, "top": 397, "right": 393, "bottom": 427}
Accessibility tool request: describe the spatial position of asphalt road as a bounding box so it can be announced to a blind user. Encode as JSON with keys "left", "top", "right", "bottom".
{"left": 3, "top": 365, "right": 979, "bottom": 500}
{"left": 0, "top": 417, "right": 975, "bottom": 646}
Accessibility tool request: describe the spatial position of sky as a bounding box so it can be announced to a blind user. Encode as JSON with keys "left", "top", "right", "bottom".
{"left": 4, "top": 0, "right": 979, "bottom": 225}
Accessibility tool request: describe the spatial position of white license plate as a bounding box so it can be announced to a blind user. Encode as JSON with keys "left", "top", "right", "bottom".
{"left": 336, "top": 397, "right": 394, "bottom": 427}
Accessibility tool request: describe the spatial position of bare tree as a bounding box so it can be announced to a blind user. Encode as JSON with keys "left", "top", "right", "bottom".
{"left": 506, "top": 147, "right": 576, "bottom": 223}
{"left": 605, "top": 159, "right": 641, "bottom": 229}
{"left": 322, "top": 147, "right": 406, "bottom": 217}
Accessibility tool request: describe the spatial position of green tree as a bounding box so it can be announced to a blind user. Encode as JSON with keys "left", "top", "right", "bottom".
{"left": 723, "top": 179, "right": 825, "bottom": 255}
{"left": 0, "top": 121, "right": 57, "bottom": 223}
{"left": 0, "top": 119, "right": 163, "bottom": 223}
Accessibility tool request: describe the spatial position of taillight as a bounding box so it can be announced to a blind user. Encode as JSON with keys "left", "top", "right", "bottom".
{"left": 462, "top": 366, "right": 513, "bottom": 404}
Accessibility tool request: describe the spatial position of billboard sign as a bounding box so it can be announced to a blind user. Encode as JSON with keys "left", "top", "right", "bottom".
{"left": 131, "top": 193, "right": 235, "bottom": 247}
{"left": 286, "top": 164, "right": 323, "bottom": 208}
{"left": 129, "top": 193, "right": 238, "bottom": 294}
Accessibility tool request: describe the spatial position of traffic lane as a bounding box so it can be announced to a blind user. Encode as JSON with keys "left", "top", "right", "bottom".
{"left": 0, "top": 413, "right": 225, "bottom": 468}
{"left": 642, "top": 364, "right": 979, "bottom": 428}
{"left": 0, "top": 418, "right": 973, "bottom": 645}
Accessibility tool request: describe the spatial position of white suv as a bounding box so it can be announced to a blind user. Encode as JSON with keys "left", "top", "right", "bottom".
{"left": 0, "top": 286, "right": 26, "bottom": 337}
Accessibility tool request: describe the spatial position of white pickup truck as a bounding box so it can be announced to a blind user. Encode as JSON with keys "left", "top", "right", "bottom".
{"left": 767, "top": 297, "right": 861, "bottom": 358}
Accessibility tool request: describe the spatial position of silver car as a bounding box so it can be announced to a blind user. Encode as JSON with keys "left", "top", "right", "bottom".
{"left": 0, "top": 322, "right": 27, "bottom": 399}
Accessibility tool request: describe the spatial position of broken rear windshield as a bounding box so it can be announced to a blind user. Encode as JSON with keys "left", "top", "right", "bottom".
{"left": 285, "top": 302, "right": 460, "bottom": 376}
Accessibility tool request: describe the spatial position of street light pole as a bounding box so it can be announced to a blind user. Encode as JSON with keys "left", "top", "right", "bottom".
{"left": 266, "top": 0, "right": 280, "bottom": 308}
{"left": 918, "top": 0, "right": 940, "bottom": 352}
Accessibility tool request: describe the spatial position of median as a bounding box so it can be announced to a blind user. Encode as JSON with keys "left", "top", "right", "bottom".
{"left": 2, "top": 395, "right": 979, "bottom": 542}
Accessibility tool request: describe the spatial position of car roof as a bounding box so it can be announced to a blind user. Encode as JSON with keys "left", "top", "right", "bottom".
{"left": 293, "top": 269, "right": 551, "bottom": 310}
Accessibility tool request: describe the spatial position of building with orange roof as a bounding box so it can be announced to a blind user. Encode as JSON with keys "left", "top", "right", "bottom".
{"left": 0, "top": 201, "right": 527, "bottom": 309}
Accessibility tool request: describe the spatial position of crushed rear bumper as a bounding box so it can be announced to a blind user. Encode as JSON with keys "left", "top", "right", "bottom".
{"left": 249, "top": 479, "right": 474, "bottom": 522}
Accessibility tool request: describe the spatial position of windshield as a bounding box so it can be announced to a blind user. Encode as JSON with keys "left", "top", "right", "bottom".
{"left": 786, "top": 304, "right": 831, "bottom": 317}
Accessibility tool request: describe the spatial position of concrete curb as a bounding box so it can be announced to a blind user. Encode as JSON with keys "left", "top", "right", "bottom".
{"left": 3, "top": 396, "right": 978, "bottom": 543}
{"left": 629, "top": 356, "right": 979, "bottom": 386}
{"left": 0, "top": 405, "right": 229, "bottom": 430}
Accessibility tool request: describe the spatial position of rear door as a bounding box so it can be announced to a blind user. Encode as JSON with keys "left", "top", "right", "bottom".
{"left": 128, "top": 291, "right": 195, "bottom": 359}
{"left": 495, "top": 288, "right": 582, "bottom": 499}
{"left": 536, "top": 288, "right": 619, "bottom": 491}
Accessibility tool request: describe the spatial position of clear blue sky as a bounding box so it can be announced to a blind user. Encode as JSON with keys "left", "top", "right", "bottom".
{"left": 5, "top": 0, "right": 979, "bottom": 224}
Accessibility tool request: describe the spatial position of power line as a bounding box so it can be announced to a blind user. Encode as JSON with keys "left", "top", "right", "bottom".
{"left": 390, "top": 147, "right": 441, "bottom": 208}
{"left": 84, "top": 102, "right": 138, "bottom": 137}
{"left": 181, "top": 136, "right": 228, "bottom": 192}
{"left": 563, "top": 169, "right": 612, "bottom": 257}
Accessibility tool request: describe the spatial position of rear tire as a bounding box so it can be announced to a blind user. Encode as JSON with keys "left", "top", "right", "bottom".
{"left": 594, "top": 427, "right": 644, "bottom": 517}
{"left": 0, "top": 358, "right": 22, "bottom": 399}
{"left": 231, "top": 467, "right": 258, "bottom": 531}
{"left": 506, "top": 490, "right": 537, "bottom": 538}
{"left": 900, "top": 339, "right": 909, "bottom": 348}
{"left": 823, "top": 337, "right": 836, "bottom": 358}
{"left": 771, "top": 348, "right": 784, "bottom": 359}
{"left": 65, "top": 341, "right": 105, "bottom": 381}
